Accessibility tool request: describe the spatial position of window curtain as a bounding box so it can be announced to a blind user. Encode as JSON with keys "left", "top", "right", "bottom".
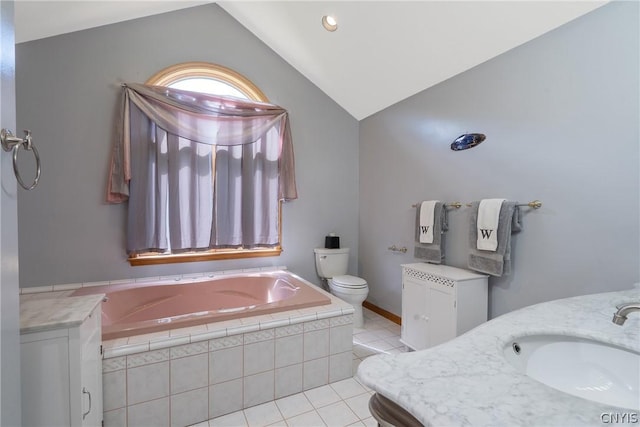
{"left": 107, "top": 83, "right": 297, "bottom": 255}
{"left": 213, "top": 130, "right": 280, "bottom": 248}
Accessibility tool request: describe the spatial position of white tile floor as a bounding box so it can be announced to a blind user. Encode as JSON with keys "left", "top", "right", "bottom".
{"left": 191, "top": 308, "right": 407, "bottom": 427}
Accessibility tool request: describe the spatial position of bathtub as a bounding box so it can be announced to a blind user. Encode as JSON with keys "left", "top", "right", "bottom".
{"left": 71, "top": 270, "right": 331, "bottom": 340}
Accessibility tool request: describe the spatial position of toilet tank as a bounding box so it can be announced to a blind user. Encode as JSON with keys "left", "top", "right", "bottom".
{"left": 314, "top": 248, "right": 349, "bottom": 278}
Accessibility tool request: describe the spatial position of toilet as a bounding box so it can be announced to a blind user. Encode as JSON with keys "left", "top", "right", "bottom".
{"left": 314, "top": 248, "right": 369, "bottom": 328}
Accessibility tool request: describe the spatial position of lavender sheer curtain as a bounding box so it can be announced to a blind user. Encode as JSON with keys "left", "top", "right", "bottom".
{"left": 213, "top": 133, "right": 279, "bottom": 247}
{"left": 108, "top": 83, "right": 297, "bottom": 255}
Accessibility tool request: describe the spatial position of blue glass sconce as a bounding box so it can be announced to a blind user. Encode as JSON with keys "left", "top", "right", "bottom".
{"left": 450, "top": 133, "right": 486, "bottom": 151}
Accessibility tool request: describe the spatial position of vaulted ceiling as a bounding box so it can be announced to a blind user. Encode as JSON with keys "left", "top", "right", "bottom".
{"left": 15, "top": 1, "right": 607, "bottom": 120}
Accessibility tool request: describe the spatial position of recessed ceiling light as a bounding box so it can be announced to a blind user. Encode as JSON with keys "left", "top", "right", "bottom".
{"left": 322, "top": 15, "right": 338, "bottom": 32}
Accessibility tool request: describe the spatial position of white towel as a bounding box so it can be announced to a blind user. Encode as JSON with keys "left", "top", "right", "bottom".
{"left": 477, "top": 198, "right": 505, "bottom": 251}
{"left": 419, "top": 200, "right": 439, "bottom": 243}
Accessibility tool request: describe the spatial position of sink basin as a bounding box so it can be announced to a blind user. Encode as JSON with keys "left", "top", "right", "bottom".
{"left": 503, "top": 334, "right": 639, "bottom": 410}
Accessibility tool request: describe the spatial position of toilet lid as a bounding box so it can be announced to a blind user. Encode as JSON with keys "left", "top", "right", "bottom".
{"left": 332, "top": 275, "right": 368, "bottom": 289}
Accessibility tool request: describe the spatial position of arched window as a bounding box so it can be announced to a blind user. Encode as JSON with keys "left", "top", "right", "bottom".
{"left": 146, "top": 62, "right": 268, "bottom": 101}
{"left": 122, "top": 62, "right": 291, "bottom": 266}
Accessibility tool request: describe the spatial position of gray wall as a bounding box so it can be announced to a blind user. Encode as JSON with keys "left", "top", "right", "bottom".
{"left": 359, "top": 1, "right": 639, "bottom": 318}
{"left": 16, "top": 4, "right": 359, "bottom": 288}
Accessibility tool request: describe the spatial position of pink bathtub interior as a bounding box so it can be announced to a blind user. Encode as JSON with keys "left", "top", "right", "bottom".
{"left": 71, "top": 270, "right": 331, "bottom": 340}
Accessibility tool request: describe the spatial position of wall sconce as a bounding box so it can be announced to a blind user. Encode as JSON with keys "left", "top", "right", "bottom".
{"left": 450, "top": 133, "right": 486, "bottom": 151}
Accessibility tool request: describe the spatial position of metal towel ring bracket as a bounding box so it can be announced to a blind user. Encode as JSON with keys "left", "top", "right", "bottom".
{"left": 1, "top": 129, "right": 41, "bottom": 190}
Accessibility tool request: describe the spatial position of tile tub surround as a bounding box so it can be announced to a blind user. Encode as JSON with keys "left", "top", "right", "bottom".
{"left": 357, "top": 289, "right": 640, "bottom": 426}
{"left": 19, "top": 266, "right": 356, "bottom": 427}
{"left": 103, "top": 314, "right": 354, "bottom": 427}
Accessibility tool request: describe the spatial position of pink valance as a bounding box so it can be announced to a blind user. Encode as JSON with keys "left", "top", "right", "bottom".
{"left": 107, "top": 83, "right": 297, "bottom": 203}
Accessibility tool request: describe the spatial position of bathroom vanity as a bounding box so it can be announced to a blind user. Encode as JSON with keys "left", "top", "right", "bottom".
{"left": 20, "top": 295, "right": 104, "bottom": 427}
{"left": 358, "top": 288, "right": 640, "bottom": 426}
{"left": 400, "top": 263, "right": 487, "bottom": 350}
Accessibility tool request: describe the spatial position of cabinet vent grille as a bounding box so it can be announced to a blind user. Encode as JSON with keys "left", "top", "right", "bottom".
{"left": 404, "top": 268, "right": 455, "bottom": 287}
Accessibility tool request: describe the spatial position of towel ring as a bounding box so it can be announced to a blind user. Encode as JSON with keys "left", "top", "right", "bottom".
{"left": 1, "top": 129, "right": 41, "bottom": 190}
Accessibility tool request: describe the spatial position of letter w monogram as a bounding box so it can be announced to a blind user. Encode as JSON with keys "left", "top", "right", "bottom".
{"left": 421, "top": 226, "right": 430, "bottom": 234}
{"left": 480, "top": 229, "right": 494, "bottom": 239}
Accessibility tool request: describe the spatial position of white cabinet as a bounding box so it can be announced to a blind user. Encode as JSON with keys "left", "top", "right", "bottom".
{"left": 400, "top": 263, "right": 487, "bottom": 351}
{"left": 21, "top": 299, "right": 103, "bottom": 427}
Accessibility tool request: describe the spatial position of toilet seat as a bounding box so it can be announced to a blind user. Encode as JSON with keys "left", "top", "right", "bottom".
{"left": 332, "top": 275, "right": 368, "bottom": 289}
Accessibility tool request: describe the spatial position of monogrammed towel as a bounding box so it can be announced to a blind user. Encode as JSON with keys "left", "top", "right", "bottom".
{"left": 476, "top": 198, "right": 505, "bottom": 251}
{"left": 415, "top": 201, "right": 448, "bottom": 264}
{"left": 419, "top": 200, "right": 438, "bottom": 243}
{"left": 468, "top": 201, "right": 522, "bottom": 277}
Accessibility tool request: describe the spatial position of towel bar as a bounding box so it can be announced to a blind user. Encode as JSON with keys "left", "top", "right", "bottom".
{"left": 412, "top": 200, "right": 542, "bottom": 209}
{"left": 411, "top": 202, "right": 462, "bottom": 209}
{"left": 524, "top": 200, "right": 543, "bottom": 209}
{"left": 464, "top": 200, "right": 542, "bottom": 209}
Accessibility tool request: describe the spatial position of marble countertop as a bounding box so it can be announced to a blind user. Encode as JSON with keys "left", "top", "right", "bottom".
{"left": 357, "top": 289, "right": 640, "bottom": 426}
{"left": 20, "top": 294, "right": 103, "bottom": 334}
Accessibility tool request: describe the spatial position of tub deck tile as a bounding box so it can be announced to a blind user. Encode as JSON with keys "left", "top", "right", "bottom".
{"left": 103, "top": 337, "right": 128, "bottom": 350}
{"left": 108, "top": 279, "right": 135, "bottom": 286}
{"left": 20, "top": 290, "right": 74, "bottom": 300}
{"left": 244, "top": 314, "right": 275, "bottom": 325}
{"left": 341, "top": 306, "right": 356, "bottom": 315}
{"left": 290, "top": 313, "right": 318, "bottom": 324}
{"left": 298, "top": 306, "right": 323, "bottom": 315}
{"left": 227, "top": 323, "right": 260, "bottom": 336}
{"left": 189, "top": 329, "right": 227, "bottom": 343}
{"left": 82, "top": 280, "right": 111, "bottom": 288}
{"left": 317, "top": 309, "right": 346, "bottom": 321}
{"left": 149, "top": 335, "right": 191, "bottom": 351}
{"left": 170, "top": 324, "right": 207, "bottom": 336}
{"left": 134, "top": 276, "right": 161, "bottom": 283}
{"left": 208, "top": 318, "right": 243, "bottom": 333}
{"left": 104, "top": 342, "right": 150, "bottom": 359}
{"left": 127, "top": 330, "right": 171, "bottom": 345}
{"left": 52, "top": 283, "right": 83, "bottom": 291}
{"left": 181, "top": 272, "right": 206, "bottom": 280}
{"left": 270, "top": 310, "right": 293, "bottom": 321}
{"left": 260, "top": 317, "right": 290, "bottom": 330}
{"left": 20, "top": 285, "right": 54, "bottom": 294}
